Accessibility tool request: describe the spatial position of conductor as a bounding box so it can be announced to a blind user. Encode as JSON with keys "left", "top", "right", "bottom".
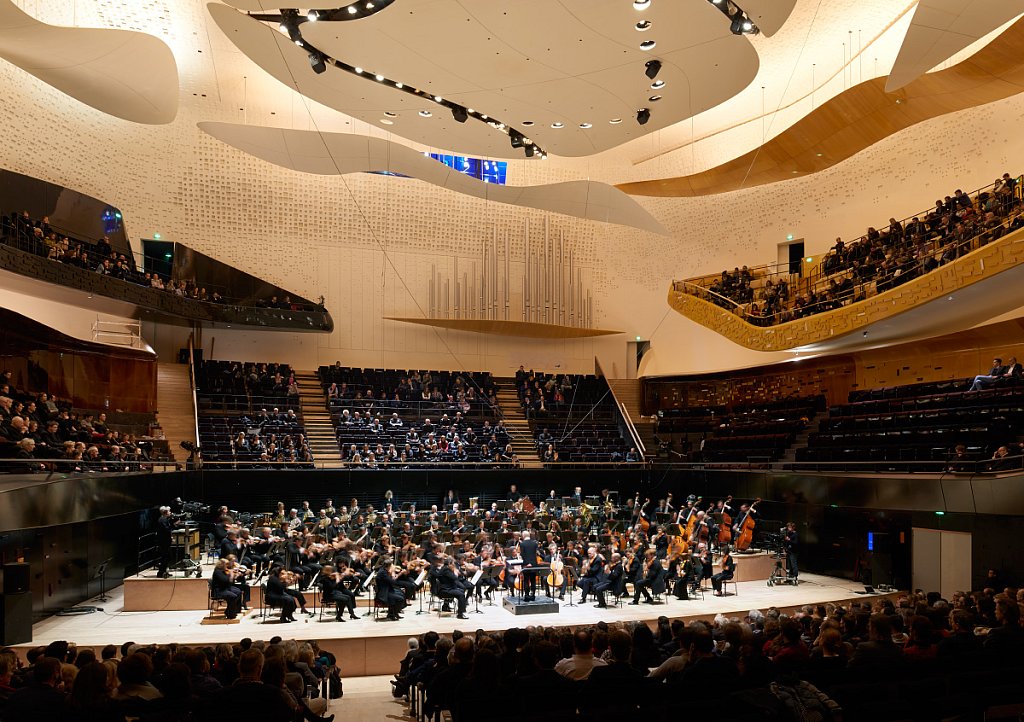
{"left": 519, "top": 531, "right": 540, "bottom": 601}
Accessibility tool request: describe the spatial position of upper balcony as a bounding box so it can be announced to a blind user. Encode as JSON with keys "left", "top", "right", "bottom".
{"left": 669, "top": 176, "right": 1024, "bottom": 352}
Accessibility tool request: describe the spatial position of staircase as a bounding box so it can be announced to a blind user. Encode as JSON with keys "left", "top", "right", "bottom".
{"left": 606, "top": 377, "right": 659, "bottom": 459}
{"left": 492, "top": 377, "right": 543, "bottom": 468}
{"left": 156, "top": 362, "right": 196, "bottom": 465}
{"left": 293, "top": 370, "right": 343, "bottom": 468}
{"left": 780, "top": 415, "right": 823, "bottom": 463}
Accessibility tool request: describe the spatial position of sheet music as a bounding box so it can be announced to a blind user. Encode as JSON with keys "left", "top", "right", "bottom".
{"left": 414, "top": 570, "right": 427, "bottom": 586}
{"left": 470, "top": 570, "right": 483, "bottom": 584}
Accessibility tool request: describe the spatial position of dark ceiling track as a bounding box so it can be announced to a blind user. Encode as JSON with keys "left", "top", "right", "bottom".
{"left": 250, "top": 4, "right": 548, "bottom": 158}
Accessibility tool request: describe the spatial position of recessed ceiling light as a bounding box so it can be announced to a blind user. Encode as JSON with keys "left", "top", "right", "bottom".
{"left": 579, "top": 122, "right": 592, "bottom": 129}
{"left": 651, "top": 80, "right": 665, "bottom": 89}
{"left": 366, "top": 2, "right": 374, "bottom": 8}
{"left": 375, "top": 74, "right": 385, "bottom": 81}
{"left": 635, "top": 20, "right": 652, "bottom": 31}
{"left": 640, "top": 40, "right": 656, "bottom": 51}
{"left": 551, "top": 122, "right": 564, "bottom": 129}
{"left": 380, "top": 119, "right": 393, "bottom": 125}
{"left": 347, "top": 5, "right": 357, "bottom": 14}
{"left": 395, "top": 82, "right": 404, "bottom": 89}
{"left": 384, "top": 111, "right": 397, "bottom": 117}
{"left": 634, "top": 0, "right": 651, "bottom": 9}
{"left": 609, "top": 118, "right": 623, "bottom": 124}
{"left": 648, "top": 94, "right": 662, "bottom": 102}
{"left": 433, "top": 95, "right": 443, "bottom": 102}
{"left": 522, "top": 120, "right": 534, "bottom": 126}
{"left": 419, "top": 110, "right": 432, "bottom": 117}
{"left": 816, "top": 152, "right": 823, "bottom": 157}
{"left": 354, "top": 67, "right": 363, "bottom": 74}
{"left": 307, "top": 10, "right": 319, "bottom": 21}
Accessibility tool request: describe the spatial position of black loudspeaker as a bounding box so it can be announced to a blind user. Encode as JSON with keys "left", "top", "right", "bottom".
{"left": 2, "top": 563, "right": 29, "bottom": 594}
{"left": 0, "top": 593, "right": 32, "bottom": 645}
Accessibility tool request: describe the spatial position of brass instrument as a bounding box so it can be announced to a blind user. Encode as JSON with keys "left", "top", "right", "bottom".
{"left": 580, "top": 502, "right": 593, "bottom": 527}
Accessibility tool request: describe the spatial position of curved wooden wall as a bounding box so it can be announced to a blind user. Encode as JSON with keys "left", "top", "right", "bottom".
{"left": 618, "top": 18, "right": 1024, "bottom": 198}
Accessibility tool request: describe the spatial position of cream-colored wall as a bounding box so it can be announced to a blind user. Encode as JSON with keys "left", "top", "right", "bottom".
{"left": 2, "top": 2, "right": 1024, "bottom": 378}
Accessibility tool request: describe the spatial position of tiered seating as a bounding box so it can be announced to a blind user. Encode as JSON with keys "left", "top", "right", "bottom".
{"left": 197, "top": 409, "right": 312, "bottom": 467}
{"left": 659, "top": 396, "right": 823, "bottom": 462}
{"left": 797, "top": 379, "right": 1024, "bottom": 470}
{"left": 525, "top": 373, "right": 634, "bottom": 462}
{"left": 320, "top": 365, "right": 502, "bottom": 467}
{"left": 195, "top": 359, "right": 295, "bottom": 410}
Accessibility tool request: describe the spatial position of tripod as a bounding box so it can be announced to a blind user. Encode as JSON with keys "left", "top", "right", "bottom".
{"left": 93, "top": 558, "right": 113, "bottom": 603}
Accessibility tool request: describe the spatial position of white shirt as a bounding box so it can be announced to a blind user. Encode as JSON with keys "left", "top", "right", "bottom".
{"left": 554, "top": 653, "right": 607, "bottom": 681}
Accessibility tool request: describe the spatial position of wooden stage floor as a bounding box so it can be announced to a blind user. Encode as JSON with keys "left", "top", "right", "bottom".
{"left": 23, "top": 569, "right": 890, "bottom": 676}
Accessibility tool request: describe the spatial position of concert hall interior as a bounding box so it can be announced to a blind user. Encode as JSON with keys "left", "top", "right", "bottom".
{"left": 4, "top": 1, "right": 1024, "bottom": 721}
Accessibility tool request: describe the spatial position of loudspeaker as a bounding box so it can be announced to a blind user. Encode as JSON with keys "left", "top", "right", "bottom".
{"left": 0, "top": 593, "right": 32, "bottom": 645}
{"left": 2, "top": 563, "right": 29, "bottom": 594}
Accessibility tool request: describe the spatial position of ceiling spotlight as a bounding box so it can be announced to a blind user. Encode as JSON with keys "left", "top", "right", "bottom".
{"left": 645, "top": 59, "right": 662, "bottom": 80}
{"left": 633, "top": 0, "right": 651, "bottom": 9}
{"left": 637, "top": 108, "right": 650, "bottom": 125}
{"left": 540, "top": 152, "right": 547, "bottom": 159}
{"left": 609, "top": 118, "right": 623, "bottom": 124}
{"left": 306, "top": 10, "right": 320, "bottom": 22}
{"left": 648, "top": 94, "right": 662, "bottom": 102}
{"left": 640, "top": 40, "right": 656, "bottom": 51}
{"left": 730, "top": 11, "right": 758, "bottom": 35}
{"left": 451, "top": 106, "right": 468, "bottom": 123}
{"left": 308, "top": 52, "right": 326, "bottom": 74}
{"left": 651, "top": 79, "right": 666, "bottom": 89}
{"left": 419, "top": 110, "right": 432, "bottom": 117}
{"left": 279, "top": 10, "right": 301, "bottom": 42}
{"left": 525, "top": 145, "right": 535, "bottom": 158}
{"left": 579, "top": 122, "right": 592, "bottom": 129}
{"left": 354, "top": 66, "right": 363, "bottom": 74}
{"left": 347, "top": 5, "right": 357, "bottom": 13}
{"left": 395, "top": 82, "right": 403, "bottom": 89}
{"left": 509, "top": 130, "right": 525, "bottom": 148}
{"left": 551, "top": 122, "right": 564, "bottom": 129}
{"left": 635, "top": 20, "right": 652, "bottom": 31}
{"left": 375, "top": 74, "right": 385, "bottom": 81}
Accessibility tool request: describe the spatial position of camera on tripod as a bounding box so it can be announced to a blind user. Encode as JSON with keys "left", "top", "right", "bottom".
{"left": 761, "top": 532, "right": 786, "bottom": 556}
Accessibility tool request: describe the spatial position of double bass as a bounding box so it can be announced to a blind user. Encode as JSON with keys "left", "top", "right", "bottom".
{"left": 717, "top": 495, "right": 734, "bottom": 546}
{"left": 684, "top": 496, "right": 703, "bottom": 538}
{"left": 734, "top": 498, "right": 760, "bottom": 551}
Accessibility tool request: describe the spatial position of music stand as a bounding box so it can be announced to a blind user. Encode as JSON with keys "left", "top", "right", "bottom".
{"left": 470, "top": 569, "right": 484, "bottom": 614}
{"left": 414, "top": 570, "right": 429, "bottom": 615}
{"left": 93, "top": 557, "right": 113, "bottom": 603}
{"left": 483, "top": 564, "right": 501, "bottom": 606}
{"left": 562, "top": 562, "right": 578, "bottom": 608}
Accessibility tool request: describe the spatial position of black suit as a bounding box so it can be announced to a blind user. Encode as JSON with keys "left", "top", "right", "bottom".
{"left": 435, "top": 565, "right": 467, "bottom": 614}
{"left": 376, "top": 567, "right": 405, "bottom": 619}
{"left": 265, "top": 574, "right": 297, "bottom": 620}
{"left": 518, "top": 538, "right": 540, "bottom": 600}
{"left": 594, "top": 561, "right": 622, "bottom": 607}
{"left": 210, "top": 567, "right": 242, "bottom": 618}
{"left": 156, "top": 514, "right": 176, "bottom": 576}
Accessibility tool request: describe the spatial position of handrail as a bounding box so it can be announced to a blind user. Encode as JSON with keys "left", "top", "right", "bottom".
{"left": 674, "top": 174, "right": 1023, "bottom": 327}
{"left": 594, "top": 357, "right": 645, "bottom": 457}
{"left": 187, "top": 333, "right": 202, "bottom": 469}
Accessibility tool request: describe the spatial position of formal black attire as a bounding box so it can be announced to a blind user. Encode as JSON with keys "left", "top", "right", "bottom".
{"left": 320, "top": 575, "right": 356, "bottom": 619}
{"left": 594, "top": 560, "right": 622, "bottom": 607}
{"left": 435, "top": 565, "right": 467, "bottom": 615}
{"left": 577, "top": 556, "right": 604, "bottom": 602}
{"left": 265, "top": 573, "right": 297, "bottom": 620}
{"left": 518, "top": 538, "right": 540, "bottom": 601}
{"left": 784, "top": 528, "right": 799, "bottom": 579}
{"left": 712, "top": 552, "right": 735, "bottom": 594}
{"left": 632, "top": 559, "right": 659, "bottom": 603}
{"left": 210, "top": 567, "right": 243, "bottom": 619}
{"left": 376, "top": 566, "right": 405, "bottom": 619}
{"left": 156, "top": 514, "right": 175, "bottom": 577}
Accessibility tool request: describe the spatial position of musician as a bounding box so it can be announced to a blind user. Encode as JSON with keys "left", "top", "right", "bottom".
{"left": 155, "top": 506, "right": 178, "bottom": 578}
{"left": 265, "top": 566, "right": 298, "bottom": 622}
{"left": 223, "top": 555, "right": 252, "bottom": 609}
{"left": 213, "top": 513, "right": 233, "bottom": 546}
{"left": 697, "top": 543, "right": 713, "bottom": 587}
{"left": 324, "top": 517, "right": 343, "bottom": 542}
{"left": 629, "top": 550, "right": 659, "bottom": 604}
{"left": 441, "top": 489, "right": 459, "bottom": 510}
{"left": 286, "top": 509, "right": 303, "bottom": 531}
{"left": 570, "top": 486, "right": 583, "bottom": 507}
{"left": 219, "top": 529, "right": 243, "bottom": 562}
{"left": 673, "top": 554, "right": 697, "bottom": 601}
{"left": 712, "top": 545, "right": 736, "bottom": 596}
{"left": 324, "top": 499, "right": 337, "bottom": 518}
{"left": 300, "top": 501, "right": 314, "bottom": 521}
{"left": 285, "top": 532, "right": 315, "bottom": 590}
{"left": 652, "top": 526, "right": 669, "bottom": 560}
{"left": 732, "top": 503, "right": 759, "bottom": 535}
{"left": 319, "top": 565, "right": 358, "bottom": 621}
{"left": 784, "top": 521, "right": 799, "bottom": 580}
{"left": 594, "top": 553, "right": 622, "bottom": 608}
{"left": 434, "top": 557, "right": 469, "bottom": 619}
{"left": 577, "top": 547, "right": 604, "bottom": 603}
{"left": 376, "top": 559, "right": 406, "bottom": 621}
{"left": 518, "top": 531, "right": 540, "bottom": 601}
{"left": 508, "top": 484, "right": 522, "bottom": 503}
{"left": 210, "top": 559, "right": 243, "bottom": 619}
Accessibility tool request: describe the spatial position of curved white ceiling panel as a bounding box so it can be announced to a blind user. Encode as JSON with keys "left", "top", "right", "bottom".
{"left": 886, "top": 0, "right": 1024, "bottom": 92}
{"left": 198, "top": 121, "right": 669, "bottom": 236}
{"left": 0, "top": 0, "right": 178, "bottom": 124}
{"left": 741, "top": 0, "right": 798, "bottom": 37}
{"left": 209, "top": 0, "right": 759, "bottom": 158}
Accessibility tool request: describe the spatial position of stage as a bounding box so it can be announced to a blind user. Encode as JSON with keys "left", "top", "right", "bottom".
{"left": 22, "top": 566, "right": 896, "bottom": 676}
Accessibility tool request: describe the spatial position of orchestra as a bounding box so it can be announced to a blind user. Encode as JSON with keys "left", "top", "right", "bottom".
{"left": 190, "top": 489, "right": 772, "bottom": 623}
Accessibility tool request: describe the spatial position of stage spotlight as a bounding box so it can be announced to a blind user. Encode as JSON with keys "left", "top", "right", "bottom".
{"left": 451, "top": 106, "right": 468, "bottom": 123}
{"left": 279, "top": 10, "right": 301, "bottom": 42}
{"left": 525, "top": 145, "right": 535, "bottom": 158}
{"left": 644, "top": 59, "right": 662, "bottom": 80}
{"left": 730, "top": 10, "right": 758, "bottom": 35}
{"left": 308, "top": 52, "right": 326, "bottom": 74}
{"left": 509, "top": 130, "right": 525, "bottom": 149}
{"left": 637, "top": 108, "right": 650, "bottom": 125}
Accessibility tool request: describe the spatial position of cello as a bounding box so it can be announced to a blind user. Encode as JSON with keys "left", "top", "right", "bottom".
{"left": 734, "top": 498, "right": 760, "bottom": 552}
{"left": 546, "top": 551, "right": 565, "bottom": 589}
{"left": 717, "top": 495, "right": 734, "bottom": 546}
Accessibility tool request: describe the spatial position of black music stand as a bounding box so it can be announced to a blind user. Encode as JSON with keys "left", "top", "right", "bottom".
{"left": 483, "top": 565, "right": 502, "bottom": 606}
{"left": 93, "top": 557, "right": 113, "bottom": 603}
{"left": 562, "top": 563, "right": 578, "bottom": 608}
